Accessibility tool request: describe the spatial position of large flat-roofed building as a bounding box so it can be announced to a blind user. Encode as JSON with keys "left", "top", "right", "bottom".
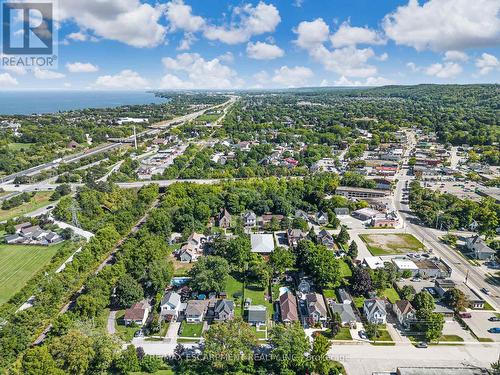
{"left": 394, "top": 367, "right": 488, "bottom": 375}
{"left": 336, "top": 186, "right": 390, "bottom": 199}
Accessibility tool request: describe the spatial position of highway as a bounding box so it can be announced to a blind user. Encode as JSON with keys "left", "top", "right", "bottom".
{"left": 393, "top": 131, "right": 499, "bottom": 310}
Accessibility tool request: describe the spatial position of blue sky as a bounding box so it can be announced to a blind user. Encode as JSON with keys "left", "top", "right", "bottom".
{"left": 0, "top": 0, "right": 499, "bottom": 89}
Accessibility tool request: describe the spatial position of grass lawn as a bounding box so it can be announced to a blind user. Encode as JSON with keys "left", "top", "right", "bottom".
{"left": 0, "top": 191, "right": 53, "bottom": 221}
{"left": 225, "top": 275, "right": 273, "bottom": 318}
{"left": 179, "top": 321, "right": 204, "bottom": 338}
{"left": 371, "top": 329, "right": 393, "bottom": 342}
{"left": 131, "top": 369, "right": 174, "bottom": 375}
{"left": 251, "top": 326, "right": 267, "bottom": 339}
{"left": 379, "top": 287, "right": 400, "bottom": 304}
{"left": 359, "top": 233, "right": 424, "bottom": 256}
{"left": 478, "top": 337, "right": 494, "bottom": 342}
{"left": 322, "top": 289, "right": 337, "bottom": 299}
{"left": 439, "top": 334, "right": 464, "bottom": 342}
{"left": 116, "top": 310, "right": 140, "bottom": 342}
{"left": 0, "top": 242, "right": 65, "bottom": 305}
{"left": 339, "top": 259, "right": 352, "bottom": 278}
{"left": 332, "top": 327, "right": 352, "bottom": 340}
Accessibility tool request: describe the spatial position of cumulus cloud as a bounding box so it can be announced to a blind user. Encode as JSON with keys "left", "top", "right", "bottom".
{"left": 294, "top": 18, "right": 330, "bottom": 49}
{"left": 444, "top": 50, "right": 469, "bottom": 62}
{"left": 333, "top": 75, "right": 392, "bottom": 86}
{"left": 246, "top": 41, "right": 284, "bottom": 60}
{"left": 66, "top": 31, "right": 88, "bottom": 42}
{"left": 94, "top": 69, "right": 149, "bottom": 88}
{"left": 177, "top": 32, "right": 197, "bottom": 50}
{"left": 0, "top": 72, "right": 18, "bottom": 86}
{"left": 2, "top": 65, "right": 27, "bottom": 75}
{"left": 271, "top": 66, "right": 313, "bottom": 87}
{"left": 425, "top": 62, "right": 463, "bottom": 78}
{"left": 383, "top": 0, "right": 500, "bottom": 51}
{"left": 252, "top": 70, "right": 270, "bottom": 88}
{"left": 294, "top": 18, "right": 379, "bottom": 78}
{"left": 160, "top": 53, "right": 242, "bottom": 89}
{"left": 475, "top": 53, "right": 499, "bottom": 75}
{"left": 203, "top": 2, "right": 280, "bottom": 44}
{"left": 58, "top": 0, "right": 167, "bottom": 48}
{"left": 66, "top": 62, "right": 99, "bottom": 73}
{"left": 330, "top": 22, "right": 386, "bottom": 48}
{"left": 34, "top": 69, "right": 66, "bottom": 79}
{"left": 166, "top": 0, "right": 205, "bottom": 32}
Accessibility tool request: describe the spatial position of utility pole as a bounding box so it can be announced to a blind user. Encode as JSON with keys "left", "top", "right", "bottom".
{"left": 70, "top": 200, "right": 81, "bottom": 229}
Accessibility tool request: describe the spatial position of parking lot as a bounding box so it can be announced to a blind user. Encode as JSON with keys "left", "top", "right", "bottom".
{"left": 464, "top": 310, "right": 500, "bottom": 342}
{"left": 423, "top": 180, "right": 483, "bottom": 202}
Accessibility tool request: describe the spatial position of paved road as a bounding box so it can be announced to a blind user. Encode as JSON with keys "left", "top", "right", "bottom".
{"left": 393, "top": 131, "right": 499, "bottom": 310}
{"left": 107, "top": 310, "right": 117, "bottom": 335}
{"left": 332, "top": 342, "right": 499, "bottom": 375}
{"left": 52, "top": 218, "right": 94, "bottom": 240}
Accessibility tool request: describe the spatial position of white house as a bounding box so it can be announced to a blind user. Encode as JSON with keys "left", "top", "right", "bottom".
{"left": 466, "top": 236, "right": 496, "bottom": 260}
{"left": 393, "top": 300, "right": 415, "bottom": 328}
{"left": 242, "top": 211, "right": 257, "bottom": 227}
{"left": 363, "top": 298, "right": 387, "bottom": 324}
{"left": 160, "top": 291, "right": 183, "bottom": 322}
{"left": 123, "top": 302, "right": 150, "bottom": 326}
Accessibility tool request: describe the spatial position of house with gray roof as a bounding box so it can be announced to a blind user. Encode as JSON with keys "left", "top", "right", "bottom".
{"left": 318, "top": 229, "right": 335, "bottom": 249}
{"left": 330, "top": 302, "right": 357, "bottom": 326}
{"left": 213, "top": 299, "right": 235, "bottom": 321}
{"left": 466, "top": 235, "right": 496, "bottom": 260}
{"left": 160, "top": 291, "right": 183, "bottom": 322}
{"left": 242, "top": 211, "right": 257, "bottom": 227}
{"left": 250, "top": 233, "right": 275, "bottom": 254}
{"left": 303, "top": 293, "right": 328, "bottom": 326}
{"left": 247, "top": 305, "right": 267, "bottom": 327}
{"left": 363, "top": 298, "right": 387, "bottom": 324}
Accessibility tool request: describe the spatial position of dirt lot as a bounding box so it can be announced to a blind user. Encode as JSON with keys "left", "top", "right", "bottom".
{"left": 359, "top": 233, "right": 424, "bottom": 255}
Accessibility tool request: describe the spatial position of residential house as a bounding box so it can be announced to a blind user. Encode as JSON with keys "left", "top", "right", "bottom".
{"left": 393, "top": 300, "right": 416, "bottom": 328}
{"left": 303, "top": 293, "right": 328, "bottom": 327}
{"left": 295, "top": 210, "right": 310, "bottom": 222}
{"left": 242, "top": 211, "right": 257, "bottom": 227}
{"left": 160, "top": 291, "right": 183, "bottom": 322}
{"left": 362, "top": 256, "right": 385, "bottom": 270}
{"left": 317, "top": 229, "right": 335, "bottom": 249}
{"left": 278, "top": 292, "right": 299, "bottom": 323}
{"left": 5, "top": 234, "right": 22, "bottom": 244}
{"left": 334, "top": 208, "right": 349, "bottom": 216}
{"left": 258, "top": 214, "right": 284, "bottom": 228}
{"left": 363, "top": 298, "right": 387, "bottom": 324}
{"left": 250, "top": 233, "right": 275, "bottom": 254}
{"left": 337, "top": 288, "right": 353, "bottom": 305}
{"left": 330, "top": 303, "right": 357, "bottom": 326}
{"left": 124, "top": 302, "right": 150, "bottom": 326}
{"left": 247, "top": 305, "right": 267, "bottom": 327}
{"left": 287, "top": 228, "right": 307, "bottom": 248}
{"left": 217, "top": 209, "right": 232, "bottom": 229}
{"left": 315, "top": 211, "right": 329, "bottom": 226}
{"left": 185, "top": 300, "right": 209, "bottom": 323}
{"left": 297, "top": 279, "right": 312, "bottom": 294}
{"left": 213, "top": 299, "right": 235, "bottom": 321}
{"left": 466, "top": 236, "right": 496, "bottom": 261}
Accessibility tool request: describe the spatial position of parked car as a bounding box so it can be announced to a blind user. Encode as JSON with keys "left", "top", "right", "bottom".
{"left": 488, "top": 328, "right": 500, "bottom": 334}
{"left": 480, "top": 288, "right": 490, "bottom": 295}
{"left": 488, "top": 317, "right": 500, "bottom": 322}
{"left": 134, "top": 330, "right": 143, "bottom": 337}
{"left": 459, "top": 313, "right": 472, "bottom": 319}
{"left": 358, "top": 330, "right": 368, "bottom": 340}
{"left": 416, "top": 342, "right": 428, "bottom": 348}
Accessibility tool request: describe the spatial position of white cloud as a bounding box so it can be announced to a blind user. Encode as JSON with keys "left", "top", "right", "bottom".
{"left": 66, "top": 31, "right": 88, "bottom": 41}
{"left": 204, "top": 2, "right": 280, "bottom": 44}
{"left": 294, "top": 18, "right": 330, "bottom": 49}
{"left": 0, "top": 73, "right": 18, "bottom": 86}
{"left": 177, "top": 32, "right": 197, "bottom": 50}
{"left": 425, "top": 62, "right": 463, "bottom": 78}
{"left": 34, "top": 69, "right": 66, "bottom": 80}
{"left": 271, "top": 66, "right": 313, "bottom": 87}
{"left": 246, "top": 41, "right": 284, "bottom": 60}
{"left": 383, "top": 0, "right": 500, "bottom": 51}
{"left": 376, "top": 52, "right": 389, "bottom": 61}
{"left": 319, "top": 79, "right": 329, "bottom": 87}
{"left": 165, "top": 0, "right": 205, "bottom": 32}
{"left": 444, "top": 50, "right": 469, "bottom": 62}
{"left": 66, "top": 62, "right": 99, "bottom": 73}
{"left": 406, "top": 62, "right": 420, "bottom": 72}
{"left": 161, "top": 53, "right": 242, "bottom": 89}
{"left": 330, "top": 22, "right": 386, "bottom": 48}
{"left": 252, "top": 70, "right": 270, "bottom": 88}
{"left": 58, "top": 0, "right": 167, "bottom": 48}
{"left": 2, "top": 65, "right": 27, "bottom": 75}
{"left": 218, "top": 52, "right": 234, "bottom": 64}
{"left": 333, "top": 75, "right": 392, "bottom": 86}
{"left": 94, "top": 69, "right": 149, "bottom": 88}
{"left": 475, "top": 53, "right": 499, "bottom": 75}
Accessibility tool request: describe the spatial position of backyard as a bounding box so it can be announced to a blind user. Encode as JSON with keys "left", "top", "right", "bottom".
{"left": 359, "top": 233, "right": 424, "bottom": 256}
{"left": 0, "top": 242, "right": 65, "bottom": 305}
{"left": 179, "top": 321, "right": 204, "bottom": 338}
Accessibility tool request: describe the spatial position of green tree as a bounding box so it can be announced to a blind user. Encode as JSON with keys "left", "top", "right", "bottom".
{"left": 348, "top": 241, "right": 358, "bottom": 258}
{"left": 188, "top": 256, "right": 230, "bottom": 293}
{"left": 269, "top": 247, "right": 296, "bottom": 276}
{"left": 336, "top": 226, "right": 350, "bottom": 245}
{"left": 412, "top": 291, "right": 435, "bottom": 312}
{"left": 364, "top": 322, "right": 381, "bottom": 341}
{"left": 269, "top": 323, "right": 310, "bottom": 374}
{"left": 115, "top": 274, "right": 144, "bottom": 308}
{"left": 114, "top": 345, "right": 140, "bottom": 374}
{"left": 140, "top": 355, "right": 163, "bottom": 373}
{"left": 310, "top": 333, "right": 332, "bottom": 375}
{"left": 443, "top": 288, "right": 468, "bottom": 312}
{"left": 399, "top": 285, "right": 416, "bottom": 301}
{"left": 202, "top": 318, "right": 258, "bottom": 372}
{"left": 20, "top": 346, "right": 63, "bottom": 375}
{"left": 49, "top": 330, "right": 95, "bottom": 375}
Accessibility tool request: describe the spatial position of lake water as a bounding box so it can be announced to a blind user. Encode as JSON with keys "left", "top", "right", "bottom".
{"left": 0, "top": 90, "right": 167, "bottom": 115}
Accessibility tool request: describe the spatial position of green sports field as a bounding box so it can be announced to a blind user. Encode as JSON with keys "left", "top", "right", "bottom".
{"left": 0, "top": 243, "right": 64, "bottom": 305}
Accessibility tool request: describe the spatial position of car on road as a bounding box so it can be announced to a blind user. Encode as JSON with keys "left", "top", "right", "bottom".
{"left": 488, "top": 328, "right": 500, "bottom": 334}
{"left": 47, "top": 205, "right": 54, "bottom": 209}
{"left": 358, "top": 330, "right": 368, "bottom": 340}
{"left": 459, "top": 312, "right": 472, "bottom": 318}
{"left": 488, "top": 317, "right": 500, "bottom": 322}
{"left": 480, "top": 288, "right": 490, "bottom": 295}
{"left": 416, "top": 342, "right": 428, "bottom": 348}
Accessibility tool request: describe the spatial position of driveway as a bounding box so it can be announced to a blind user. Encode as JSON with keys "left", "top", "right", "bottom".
{"left": 107, "top": 310, "right": 117, "bottom": 334}
{"left": 166, "top": 322, "right": 181, "bottom": 342}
